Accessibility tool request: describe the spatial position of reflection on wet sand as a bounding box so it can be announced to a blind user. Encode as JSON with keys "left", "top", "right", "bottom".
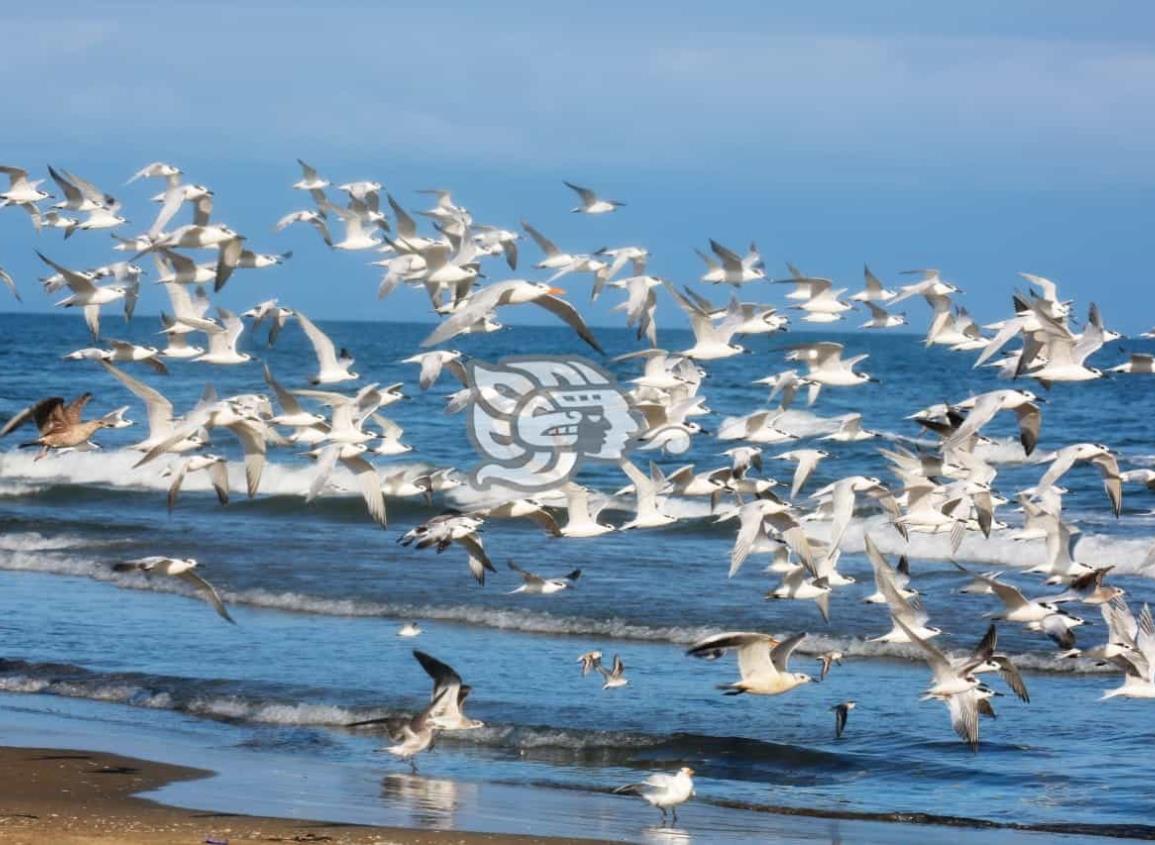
{"left": 381, "top": 772, "right": 475, "bottom": 828}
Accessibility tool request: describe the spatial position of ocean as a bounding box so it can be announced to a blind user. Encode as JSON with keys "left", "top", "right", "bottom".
{"left": 1, "top": 311, "right": 1154, "bottom": 843}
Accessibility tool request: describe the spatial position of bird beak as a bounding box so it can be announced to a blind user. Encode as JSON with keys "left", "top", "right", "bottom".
{"left": 547, "top": 287, "right": 566, "bottom": 296}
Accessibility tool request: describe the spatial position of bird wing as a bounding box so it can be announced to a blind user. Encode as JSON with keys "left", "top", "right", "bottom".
{"left": 99, "top": 360, "right": 173, "bottom": 439}
{"left": 295, "top": 311, "right": 341, "bottom": 371}
{"left": 563, "top": 181, "right": 596, "bottom": 205}
{"left": 340, "top": 453, "right": 387, "bottom": 527}
{"left": 532, "top": 294, "right": 605, "bottom": 354}
{"left": 508, "top": 559, "right": 543, "bottom": 586}
{"left": 769, "top": 632, "right": 805, "bottom": 674}
{"left": 226, "top": 420, "right": 266, "bottom": 497}
{"left": 178, "top": 570, "right": 235, "bottom": 624}
{"left": 521, "top": 221, "right": 559, "bottom": 257}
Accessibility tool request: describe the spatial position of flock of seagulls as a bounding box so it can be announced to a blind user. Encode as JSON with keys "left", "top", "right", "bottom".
{"left": 1, "top": 157, "right": 1153, "bottom": 827}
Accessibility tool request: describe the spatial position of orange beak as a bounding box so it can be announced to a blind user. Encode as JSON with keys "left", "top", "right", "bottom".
{"left": 547, "top": 286, "right": 566, "bottom": 296}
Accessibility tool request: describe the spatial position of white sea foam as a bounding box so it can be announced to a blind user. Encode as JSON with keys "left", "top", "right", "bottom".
{"left": 0, "top": 448, "right": 433, "bottom": 501}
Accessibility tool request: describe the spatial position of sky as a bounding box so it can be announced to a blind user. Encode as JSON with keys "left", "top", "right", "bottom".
{"left": 2, "top": 1, "right": 1155, "bottom": 333}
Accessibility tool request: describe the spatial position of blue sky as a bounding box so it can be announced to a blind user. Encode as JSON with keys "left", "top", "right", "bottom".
{"left": 2, "top": 2, "right": 1154, "bottom": 332}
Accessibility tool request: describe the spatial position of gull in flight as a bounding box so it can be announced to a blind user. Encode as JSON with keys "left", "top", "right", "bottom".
{"left": 412, "top": 650, "right": 485, "bottom": 730}
{"left": 292, "top": 159, "right": 329, "bottom": 205}
{"left": 242, "top": 299, "right": 295, "bottom": 346}
{"left": 112, "top": 556, "right": 234, "bottom": 623}
{"left": 613, "top": 767, "right": 694, "bottom": 825}
{"left": 1102, "top": 600, "right": 1155, "bottom": 700}
{"left": 815, "top": 651, "right": 844, "bottom": 682}
{"left": 37, "top": 251, "right": 127, "bottom": 339}
{"left": 864, "top": 535, "right": 941, "bottom": 643}
{"left": 193, "top": 308, "right": 252, "bottom": 365}
{"left": 1107, "top": 353, "right": 1153, "bottom": 375}
{"left": 577, "top": 651, "right": 603, "bottom": 676}
{"left": 64, "top": 340, "right": 169, "bottom": 376}
{"left": 0, "top": 392, "right": 121, "bottom": 459}
{"left": 697, "top": 239, "right": 765, "bottom": 286}
{"left": 718, "top": 496, "right": 812, "bottom": 577}
{"left": 861, "top": 300, "right": 906, "bottom": 329}
{"left": 564, "top": 180, "right": 624, "bottom": 214}
{"left": 851, "top": 265, "right": 896, "bottom": 302}
{"left": 946, "top": 389, "right": 1042, "bottom": 457}
{"left": 162, "top": 454, "right": 229, "bottom": 512}
{"left": 422, "top": 280, "right": 603, "bottom": 353}
{"left": 1037, "top": 443, "right": 1122, "bottom": 518}
{"left": 399, "top": 513, "right": 494, "bottom": 584}
{"left": 99, "top": 361, "right": 205, "bottom": 455}
{"left": 832, "top": 700, "right": 855, "bottom": 738}
{"left": 0, "top": 266, "right": 19, "bottom": 301}
{"left": 507, "top": 560, "right": 581, "bottom": 594}
{"left": 587, "top": 653, "right": 628, "bottom": 689}
{"left": 296, "top": 311, "right": 358, "bottom": 384}
{"left": 686, "top": 631, "right": 813, "bottom": 696}
{"left": 0, "top": 165, "right": 51, "bottom": 206}
{"left": 774, "top": 449, "right": 829, "bottom": 499}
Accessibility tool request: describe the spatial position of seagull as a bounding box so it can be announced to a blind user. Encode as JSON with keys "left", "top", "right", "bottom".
{"left": 422, "top": 280, "right": 603, "bottom": 353}
{"left": 861, "top": 301, "right": 906, "bottom": 329}
{"left": 398, "top": 622, "right": 422, "bottom": 638}
{"left": 37, "top": 251, "right": 127, "bottom": 338}
{"left": 613, "top": 767, "right": 694, "bottom": 825}
{"left": 558, "top": 483, "right": 615, "bottom": 538}
{"left": 98, "top": 361, "right": 205, "bottom": 454}
{"left": 1102, "top": 601, "right": 1155, "bottom": 700}
{"left": 0, "top": 393, "right": 119, "bottom": 459}
{"left": 304, "top": 440, "right": 387, "bottom": 527}
{"left": 193, "top": 308, "right": 252, "bottom": 365}
{"left": 864, "top": 535, "right": 941, "bottom": 643}
{"left": 0, "top": 266, "right": 19, "bottom": 301}
{"left": 596, "top": 654, "right": 629, "bottom": 689}
{"left": 402, "top": 350, "right": 466, "bottom": 391}
{"left": 1037, "top": 443, "right": 1122, "bottom": 517}
{"left": 357, "top": 690, "right": 445, "bottom": 773}
{"left": 64, "top": 340, "right": 169, "bottom": 375}
{"left": 398, "top": 513, "right": 494, "bottom": 584}
{"left": 698, "top": 240, "right": 765, "bottom": 286}
{"left": 822, "top": 413, "right": 879, "bottom": 442}
{"left": 564, "top": 181, "right": 624, "bottom": 214}
{"left": 1108, "top": 353, "right": 1155, "bottom": 375}
{"left": 296, "top": 311, "right": 358, "bottom": 384}
{"left": 686, "top": 631, "right": 813, "bottom": 696}
{"left": 112, "top": 556, "right": 234, "bottom": 623}
{"left": 412, "top": 650, "right": 485, "bottom": 730}
{"left": 720, "top": 497, "right": 812, "bottom": 577}
{"left": 831, "top": 701, "right": 855, "bottom": 738}
{"left": 851, "top": 265, "right": 896, "bottom": 302}
{"left": 816, "top": 651, "right": 844, "bottom": 682}
{"left": 292, "top": 159, "right": 329, "bottom": 204}
{"left": 774, "top": 449, "right": 829, "bottom": 499}
{"left": 507, "top": 560, "right": 581, "bottom": 594}
{"left": 618, "top": 459, "right": 676, "bottom": 529}
{"left": 162, "top": 454, "right": 229, "bottom": 512}
{"left": 578, "top": 651, "right": 604, "bottom": 677}
{"left": 0, "top": 165, "right": 51, "bottom": 205}
{"left": 946, "top": 389, "right": 1042, "bottom": 456}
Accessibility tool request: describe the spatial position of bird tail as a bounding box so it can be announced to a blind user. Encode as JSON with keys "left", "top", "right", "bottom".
{"left": 612, "top": 783, "right": 643, "bottom": 796}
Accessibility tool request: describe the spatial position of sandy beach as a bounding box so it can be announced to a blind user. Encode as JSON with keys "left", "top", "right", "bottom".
{"left": 0, "top": 747, "right": 615, "bottom": 845}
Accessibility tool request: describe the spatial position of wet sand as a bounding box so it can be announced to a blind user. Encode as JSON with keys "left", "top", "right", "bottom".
{"left": 0, "top": 746, "right": 617, "bottom": 845}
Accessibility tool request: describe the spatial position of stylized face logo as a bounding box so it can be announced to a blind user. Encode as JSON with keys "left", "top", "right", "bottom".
{"left": 465, "top": 356, "right": 643, "bottom": 493}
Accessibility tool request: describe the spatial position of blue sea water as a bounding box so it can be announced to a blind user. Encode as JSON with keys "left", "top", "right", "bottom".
{"left": 1, "top": 311, "right": 1154, "bottom": 842}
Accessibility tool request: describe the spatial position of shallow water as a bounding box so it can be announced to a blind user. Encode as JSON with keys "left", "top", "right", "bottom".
{"left": 1, "top": 312, "right": 1154, "bottom": 840}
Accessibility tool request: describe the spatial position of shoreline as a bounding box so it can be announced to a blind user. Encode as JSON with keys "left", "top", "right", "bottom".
{"left": 0, "top": 746, "right": 615, "bottom": 845}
